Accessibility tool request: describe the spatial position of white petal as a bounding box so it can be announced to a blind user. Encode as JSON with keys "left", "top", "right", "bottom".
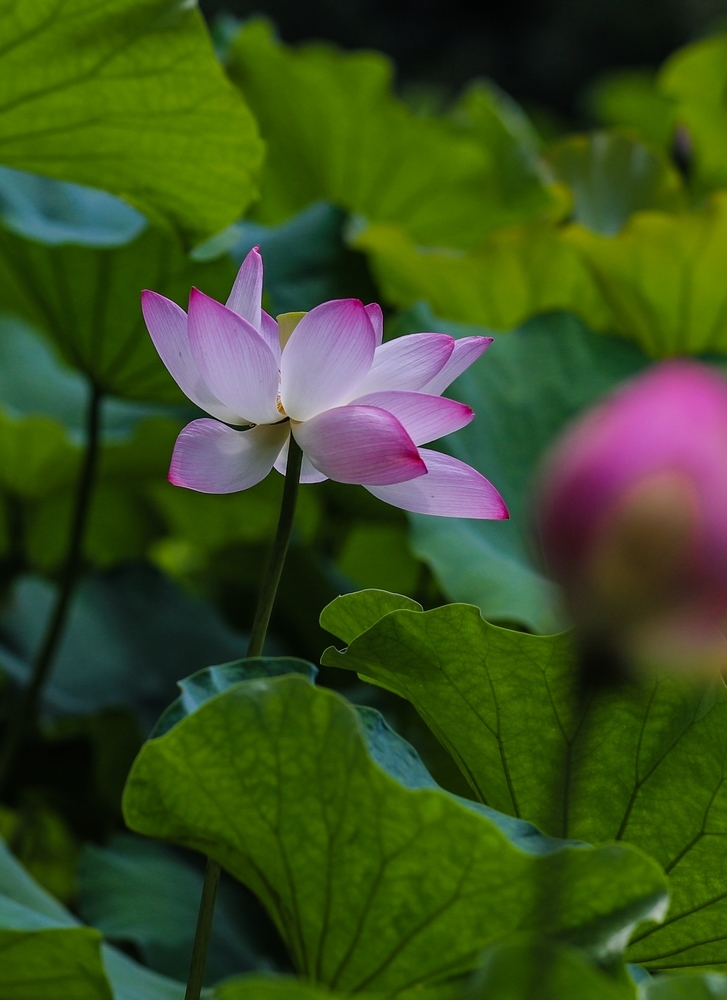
{"left": 422, "top": 336, "right": 493, "bottom": 395}
{"left": 141, "top": 291, "right": 244, "bottom": 424}
{"left": 274, "top": 437, "right": 328, "bottom": 483}
{"left": 366, "top": 449, "right": 508, "bottom": 518}
{"left": 188, "top": 288, "right": 280, "bottom": 426}
{"left": 226, "top": 246, "right": 262, "bottom": 332}
{"left": 280, "top": 299, "right": 376, "bottom": 421}
{"left": 351, "top": 333, "right": 454, "bottom": 397}
{"left": 350, "top": 390, "right": 474, "bottom": 445}
{"left": 169, "top": 420, "right": 289, "bottom": 494}
{"left": 365, "top": 303, "right": 384, "bottom": 347}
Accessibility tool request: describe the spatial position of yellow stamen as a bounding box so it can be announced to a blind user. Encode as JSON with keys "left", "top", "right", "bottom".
{"left": 277, "top": 311, "right": 307, "bottom": 350}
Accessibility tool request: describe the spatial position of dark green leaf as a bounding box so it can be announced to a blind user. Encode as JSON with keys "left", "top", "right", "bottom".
{"left": 0, "top": 926, "right": 112, "bottom": 1000}
{"left": 215, "top": 974, "right": 456, "bottom": 1000}
{"left": 0, "top": 839, "right": 185, "bottom": 999}
{"left": 321, "top": 595, "right": 727, "bottom": 971}
{"left": 201, "top": 201, "right": 379, "bottom": 314}
{"left": 0, "top": 0, "right": 262, "bottom": 243}
{"left": 0, "top": 224, "right": 237, "bottom": 400}
{"left": 79, "top": 834, "right": 265, "bottom": 985}
{"left": 152, "top": 657, "right": 318, "bottom": 737}
{"left": 0, "top": 566, "right": 249, "bottom": 730}
{"left": 644, "top": 973, "right": 727, "bottom": 997}
{"left": 390, "top": 305, "right": 649, "bottom": 631}
{"left": 123, "top": 675, "right": 667, "bottom": 994}
{"left": 467, "top": 937, "right": 636, "bottom": 999}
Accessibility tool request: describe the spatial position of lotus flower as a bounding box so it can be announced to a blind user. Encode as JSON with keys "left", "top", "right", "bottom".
{"left": 141, "top": 247, "right": 507, "bottom": 519}
{"left": 537, "top": 359, "right": 727, "bottom": 673}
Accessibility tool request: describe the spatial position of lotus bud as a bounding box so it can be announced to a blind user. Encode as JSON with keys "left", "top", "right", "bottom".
{"left": 536, "top": 360, "right": 727, "bottom": 677}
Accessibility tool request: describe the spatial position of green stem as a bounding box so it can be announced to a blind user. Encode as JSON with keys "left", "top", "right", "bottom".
{"left": 184, "top": 431, "right": 303, "bottom": 1000}
{"left": 246, "top": 432, "right": 303, "bottom": 658}
{"left": 0, "top": 383, "right": 103, "bottom": 797}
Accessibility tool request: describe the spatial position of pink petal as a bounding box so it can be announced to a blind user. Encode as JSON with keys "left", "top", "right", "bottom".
{"left": 260, "top": 310, "right": 281, "bottom": 359}
{"left": 292, "top": 405, "right": 427, "bottom": 486}
{"left": 422, "top": 336, "right": 494, "bottom": 395}
{"left": 141, "top": 291, "right": 243, "bottom": 424}
{"left": 274, "top": 438, "right": 328, "bottom": 483}
{"left": 366, "top": 449, "right": 509, "bottom": 518}
{"left": 188, "top": 288, "right": 280, "bottom": 426}
{"left": 365, "top": 302, "right": 384, "bottom": 347}
{"left": 351, "top": 390, "right": 473, "bottom": 445}
{"left": 279, "top": 299, "right": 376, "bottom": 421}
{"left": 169, "top": 419, "right": 289, "bottom": 494}
{"left": 351, "top": 333, "right": 455, "bottom": 397}
{"left": 226, "top": 246, "right": 263, "bottom": 333}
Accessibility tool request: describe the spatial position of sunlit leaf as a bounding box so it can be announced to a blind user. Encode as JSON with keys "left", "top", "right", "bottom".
{"left": 660, "top": 35, "right": 727, "bottom": 192}
{"left": 587, "top": 71, "right": 675, "bottom": 150}
{"left": 321, "top": 595, "right": 727, "bottom": 971}
{"left": 547, "top": 131, "right": 684, "bottom": 235}
{"left": 565, "top": 193, "right": 727, "bottom": 356}
{"left": 227, "top": 20, "right": 557, "bottom": 248}
{"left": 0, "top": 0, "right": 262, "bottom": 243}
{"left": 123, "top": 674, "right": 667, "bottom": 994}
{"left": 351, "top": 218, "right": 609, "bottom": 331}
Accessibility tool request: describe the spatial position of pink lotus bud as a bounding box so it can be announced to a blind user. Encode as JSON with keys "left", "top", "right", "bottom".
{"left": 537, "top": 360, "right": 727, "bottom": 675}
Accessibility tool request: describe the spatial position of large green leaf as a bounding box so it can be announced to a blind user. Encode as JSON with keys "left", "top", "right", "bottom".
{"left": 389, "top": 305, "right": 649, "bottom": 632}
{"left": 565, "top": 193, "right": 727, "bottom": 356}
{"left": 587, "top": 71, "right": 675, "bottom": 151}
{"left": 546, "top": 131, "right": 684, "bottom": 235}
{"left": 659, "top": 35, "right": 727, "bottom": 193}
{"left": 226, "top": 20, "right": 557, "bottom": 248}
{"left": 215, "top": 975, "right": 455, "bottom": 1000}
{"left": 0, "top": 0, "right": 262, "bottom": 243}
{"left": 645, "top": 974, "right": 727, "bottom": 998}
{"left": 0, "top": 223, "right": 236, "bottom": 400}
{"left": 321, "top": 594, "right": 727, "bottom": 972}
{"left": 123, "top": 674, "right": 667, "bottom": 994}
{"left": 79, "top": 834, "right": 264, "bottom": 985}
{"left": 0, "top": 839, "right": 185, "bottom": 999}
{"left": 351, "top": 217, "right": 610, "bottom": 331}
{"left": 0, "top": 168, "right": 145, "bottom": 248}
{"left": 468, "top": 937, "right": 636, "bottom": 999}
{"left": 0, "top": 926, "right": 112, "bottom": 1000}
{"left": 199, "top": 201, "right": 379, "bottom": 315}
{"left": 0, "top": 566, "right": 250, "bottom": 729}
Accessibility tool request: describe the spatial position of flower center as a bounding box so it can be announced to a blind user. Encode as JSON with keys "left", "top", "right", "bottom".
{"left": 276, "top": 394, "right": 287, "bottom": 416}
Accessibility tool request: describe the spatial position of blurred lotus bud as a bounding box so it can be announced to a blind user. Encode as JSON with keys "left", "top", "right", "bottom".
{"left": 537, "top": 360, "right": 727, "bottom": 678}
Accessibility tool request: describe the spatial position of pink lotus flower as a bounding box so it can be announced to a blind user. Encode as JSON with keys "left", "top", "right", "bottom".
{"left": 141, "top": 247, "right": 507, "bottom": 519}
{"left": 537, "top": 359, "right": 727, "bottom": 672}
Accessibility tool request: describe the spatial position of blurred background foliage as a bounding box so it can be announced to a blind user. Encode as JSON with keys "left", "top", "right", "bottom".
{"left": 4, "top": 0, "right": 727, "bottom": 990}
